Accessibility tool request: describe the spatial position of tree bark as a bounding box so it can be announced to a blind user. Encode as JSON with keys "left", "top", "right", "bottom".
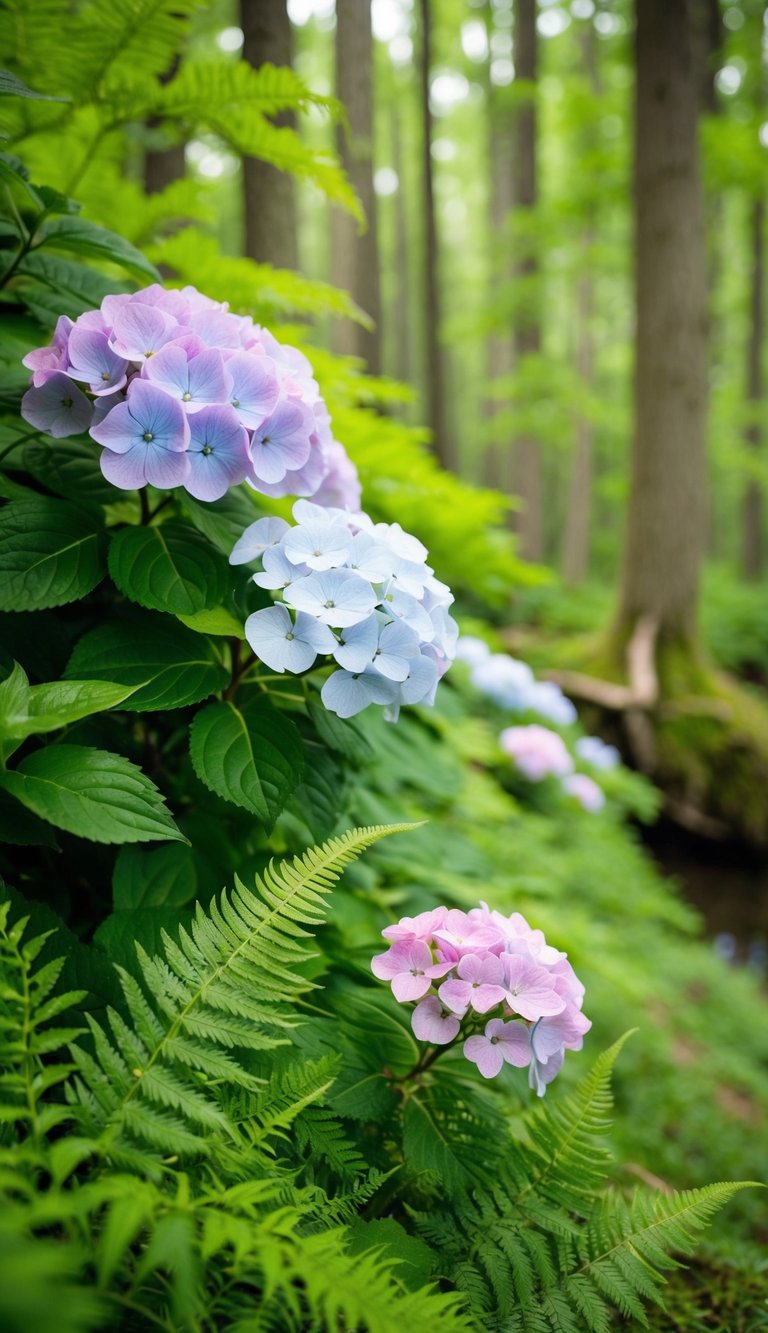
{"left": 483, "top": 4, "right": 515, "bottom": 492}
{"left": 418, "top": 0, "right": 455, "bottom": 470}
{"left": 562, "top": 20, "right": 601, "bottom": 585}
{"left": 510, "top": 0, "right": 542, "bottom": 560}
{"left": 330, "top": 0, "right": 382, "bottom": 373}
{"left": 144, "top": 51, "right": 185, "bottom": 197}
{"left": 240, "top": 0, "right": 299, "bottom": 269}
{"left": 616, "top": 0, "right": 709, "bottom": 643}
{"left": 742, "top": 198, "right": 765, "bottom": 580}
{"left": 391, "top": 100, "right": 412, "bottom": 388}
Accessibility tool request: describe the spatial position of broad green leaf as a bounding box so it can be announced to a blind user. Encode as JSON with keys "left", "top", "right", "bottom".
{"left": 112, "top": 842, "right": 198, "bottom": 909}
{"left": 24, "top": 437, "right": 116, "bottom": 504}
{"left": 189, "top": 696, "right": 304, "bottom": 830}
{"left": 36, "top": 216, "right": 159, "bottom": 282}
{"left": 0, "top": 662, "right": 135, "bottom": 755}
{"left": 183, "top": 489, "right": 259, "bottom": 555}
{"left": 0, "top": 152, "right": 43, "bottom": 208}
{"left": 0, "top": 497, "right": 106, "bottom": 611}
{"left": 65, "top": 614, "right": 228, "bottom": 710}
{"left": 16, "top": 251, "right": 119, "bottom": 318}
{"left": 0, "top": 745, "right": 185, "bottom": 844}
{"left": 108, "top": 522, "right": 228, "bottom": 616}
{"left": 287, "top": 743, "right": 348, "bottom": 842}
{"left": 176, "top": 606, "right": 245, "bottom": 638}
{"left": 307, "top": 697, "right": 374, "bottom": 762}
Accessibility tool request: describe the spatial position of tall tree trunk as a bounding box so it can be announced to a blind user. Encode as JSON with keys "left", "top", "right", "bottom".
{"left": 391, "top": 100, "right": 412, "bottom": 388}
{"left": 330, "top": 0, "right": 381, "bottom": 373}
{"left": 240, "top": 0, "right": 298, "bottom": 269}
{"left": 483, "top": 4, "right": 515, "bottom": 492}
{"left": 562, "top": 20, "right": 601, "bottom": 585}
{"left": 144, "top": 52, "right": 185, "bottom": 197}
{"left": 742, "top": 198, "right": 765, "bottom": 580}
{"left": 510, "top": 0, "right": 542, "bottom": 560}
{"left": 418, "top": 0, "right": 455, "bottom": 470}
{"left": 616, "top": 0, "right": 709, "bottom": 644}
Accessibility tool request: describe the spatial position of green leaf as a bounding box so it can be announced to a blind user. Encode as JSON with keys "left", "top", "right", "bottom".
{"left": 307, "top": 697, "right": 374, "bottom": 762}
{"left": 0, "top": 69, "right": 69, "bottom": 101}
{"left": 287, "top": 743, "right": 347, "bottom": 842}
{"left": 108, "top": 522, "right": 228, "bottom": 616}
{"left": 189, "top": 696, "right": 304, "bottom": 830}
{"left": 0, "top": 497, "right": 106, "bottom": 611}
{"left": 35, "top": 216, "right": 159, "bottom": 282}
{"left": 113, "top": 842, "right": 198, "bottom": 909}
{"left": 182, "top": 489, "right": 259, "bottom": 555}
{"left": 65, "top": 613, "right": 228, "bottom": 710}
{"left": 15, "top": 251, "right": 119, "bottom": 318}
{"left": 0, "top": 665, "right": 135, "bottom": 754}
{"left": 23, "top": 437, "right": 116, "bottom": 504}
{"left": 0, "top": 745, "right": 185, "bottom": 844}
{"left": 175, "top": 606, "right": 245, "bottom": 639}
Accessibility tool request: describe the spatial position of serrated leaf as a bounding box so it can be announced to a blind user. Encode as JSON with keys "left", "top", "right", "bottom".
{"left": 23, "top": 437, "right": 116, "bottom": 504}
{"left": 307, "top": 697, "right": 374, "bottom": 761}
{"left": 189, "top": 697, "right": 304, "bottom": 830}
{"left": 0, "top": 745, "right": 184, "bottom": 844}
{"left": 36, "top": 216, "right": 159, "bottom": 282}
{"left": 183, "top": 489, "right": 259, "bottom": 554}
{"left": 0, "top": 673, "right": 135, "bottom": 749}
{"left": 0, "top": 497, "right": 106, "bottom": 611}
{"left": 108, "top": 521, "right": 228, "bottom": 616}
{"left": 65, "top": 613, "right": 228, "bottom": 710}
{"left": 15, "top": 251, "right": 119, "bottom": 317}
{"left": 113, "top": 843, "right": 198, "bottom": 909}
{"left": 287, "top": 743, "right": 347, "bottom": 841}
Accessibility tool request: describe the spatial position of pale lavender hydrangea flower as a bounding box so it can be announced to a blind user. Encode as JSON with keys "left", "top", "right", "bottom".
{"left": 21, "top": 372, "right": 93, "bottom": 438}
{"left": 371, "top": 902, "right": 590, "bottom": 1095}
{"left": 562, "top": 773, "right": 605, "bottom": 813}
{"left": 90, "top": 379, "right": 190, "bottom": 490}
{"left": 499, "top": 724, "right": 574, "bottom": 782}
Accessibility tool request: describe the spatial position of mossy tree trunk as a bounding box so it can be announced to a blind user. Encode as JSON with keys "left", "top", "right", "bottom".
{"left": 616, "top": 0, "right": 709, "bottom": 649}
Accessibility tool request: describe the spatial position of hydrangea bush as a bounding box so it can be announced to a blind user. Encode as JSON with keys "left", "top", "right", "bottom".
{"left": 372, "top": 903, "right": 590, "bottom": 1094}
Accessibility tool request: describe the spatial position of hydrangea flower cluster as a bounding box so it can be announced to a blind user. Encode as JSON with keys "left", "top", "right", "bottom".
{"left": 500, "top": 724, "right": 574, "bottom": 782}
{"left": 230, "top": 500, "right": 458, "bottom": 720}
{"left": 20, "top": 283, "right": 360, "bottom": 507}
{"left": 562, "top": 773, "right": 605, "bottom": 812}
{"left": 371, "top": 904, "right": 590, "bottom": 1094}
{"left": 575, "top": 735, "right": 620, "bottom": 770}
{"left": 455, "top": 636, "right": 577, "bottom": 726}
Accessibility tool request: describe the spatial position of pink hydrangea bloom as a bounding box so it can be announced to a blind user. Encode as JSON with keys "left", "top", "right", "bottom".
{"left": 562, "top": 773, "right": 605, "bottom": 812}
{"left": 370, "top": 901, "right": 589, "bottom": 1095}
{"left": 19, "top": 283, "right": 359, "bottom": 508}
{"left": 499, "top": 724, "right": 574, "bottom": 781}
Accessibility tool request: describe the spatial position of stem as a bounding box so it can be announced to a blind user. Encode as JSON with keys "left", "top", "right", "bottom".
{"left": 0, "top": 429, "right": 40, "bottom": 467}
{"left": 139, "top": 489, "right": 151, "bottom": 525}
{"left": 148, "top": 496, "right": 173, "bottom": 522}
{"left": 223, "top": 639, "right": 242, "bottom": 702}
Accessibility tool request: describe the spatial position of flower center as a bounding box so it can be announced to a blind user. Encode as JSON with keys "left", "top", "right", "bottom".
{"left": 202, "top": 444, "right": 213, "bottom": 455}
{"left": 490, "top": 1036, "right": 499, "bottom": 1045}
{"left": 324, "top": 599, "right": 335, "bottom": 609}
{"left": 410, "top": 968, "right": 424, "bottom": 977}
{"left": 313, "top": 549, "right": 322, "bottom": 557}
{"left": 101, "top": 371, "right": 111, "bottom": 381}
{"left": 182, "top": 391, "right": 192, "bottom": 401}
{"left": 143, "top": 431, "right": 154, "bottom": 443}
{"left": 231, "top": 397, "right": 240, "bottom": 408}
{"left": 262, "top": 435, "right": 271, "bottom": 445}
{"left": 285, "top": 632, "right": 294, "bottom": 641}
{"left": 62, "top": 396, "right": 73, "bottom": 408}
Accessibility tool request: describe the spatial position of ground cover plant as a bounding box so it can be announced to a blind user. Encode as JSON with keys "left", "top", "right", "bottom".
{"left": 0, "top": 4, "right": 767, "bottom": 1330}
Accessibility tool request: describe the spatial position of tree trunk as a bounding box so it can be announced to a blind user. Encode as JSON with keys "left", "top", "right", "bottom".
{"left": 144, "top": 51, "right": 185, "bottom": 197}
{"left": 391, "top": 99, "right": 412, "bottom": 388}
{"left": 510, "top": 0, "right": 542, "bottom": 560}
{"left": 742, "top": 198, "right": 765, "bottom": 580}
{"left": 483, "top": 4, "right": 515, "bottom": 493}
{"left": 330, "top": 0, "right": 381, "bottom": 373}
{"left": 562, "top": 21, "right": 601, "bottom": 585}
{"left": 240, "top": 0, "right": 298, "bottom": 269}
{"left": 616, "top": 0, "right": 709, "bottom": 644}
{"left": 418, "top": 0, "right": 455, "bottom": 470}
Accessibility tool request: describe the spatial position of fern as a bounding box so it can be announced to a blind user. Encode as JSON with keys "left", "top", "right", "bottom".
{"left": 68, "top": 825, "right": 415, "bottom": 1168}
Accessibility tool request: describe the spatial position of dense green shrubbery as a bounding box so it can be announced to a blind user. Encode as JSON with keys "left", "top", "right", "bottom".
{"left": 0, "top": 8, "right": 766, "bottom": 1329}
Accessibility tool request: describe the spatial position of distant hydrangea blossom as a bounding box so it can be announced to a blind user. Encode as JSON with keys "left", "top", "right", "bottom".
{"left": 499, "top": 724, "right": 574, "bottom": 782}
{"left": 371, "top": 904, "right": 590, "bottom": 1094}
{"left": 575, "top": 735, "right": 621, "bottom": 770}
{"left": 456, "top": 637, "right": 577, "bottom": 725}
{"left": 20, "top": 283, "right": 361, "bottom": 507}
{"left": 231, "top": 499, "right": 457, "bottom": 721}
{"left": 562, "top": 773, "right": 605, "bottom": 813}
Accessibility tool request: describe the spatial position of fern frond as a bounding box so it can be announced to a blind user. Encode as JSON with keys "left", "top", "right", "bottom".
{"left": 69, "top": 825, "right": 414, "bottom": 1165}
